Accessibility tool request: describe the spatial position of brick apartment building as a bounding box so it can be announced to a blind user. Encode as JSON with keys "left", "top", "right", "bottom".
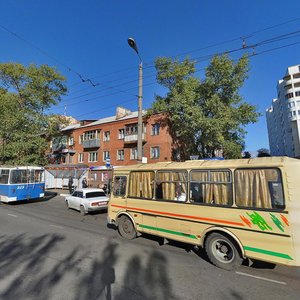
{"left": 48, "top": 108, "right": 173, "bottom": 184}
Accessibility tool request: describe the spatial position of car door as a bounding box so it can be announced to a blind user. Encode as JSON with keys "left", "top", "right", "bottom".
{"left": 68, "top": 191, "right": 78, "bottom": 208}
{"left": 75, "top": 191, "right": 84, "bottom": 210}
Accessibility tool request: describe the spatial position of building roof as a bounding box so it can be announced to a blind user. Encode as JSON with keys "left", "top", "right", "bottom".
{"left": 81, "top": 110, "right": 147, "bottom": 128}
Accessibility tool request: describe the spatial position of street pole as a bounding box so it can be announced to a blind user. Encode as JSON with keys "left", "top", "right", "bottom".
{"left": 128, "top": 37, "right": 143, "bottom": 163}
{"left": 137, "top": 60, "right": 143, "bottom": 162}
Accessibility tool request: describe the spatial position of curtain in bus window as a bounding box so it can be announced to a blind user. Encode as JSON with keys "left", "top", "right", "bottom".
{"left": 209, "top": 171, "right": 231, "bottom": 205}
{"left": 129, "top": 172, "right": 154, "bottom": 198}
{"left": 157, "top": 171, "right": 187, "bottom": 201}
{"left": 235, "top": 169, "right": 272, "bottom": 208}
{"left": 190, "top": 171, "right": 231, "bottom": 205}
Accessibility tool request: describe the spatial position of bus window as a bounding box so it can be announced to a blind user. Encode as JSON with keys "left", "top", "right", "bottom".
{"left": 10, "top": 170, "right": 28, "bottom": 184}
{"left": 113, "top": 176, "right": 127, "bottom": 196}
{"left": 156, "top": 171, "right": 187, "bottom": 202}
{"left": 234, "top": 168, "right": 284, "bottom": 210}
{"left": 0, "top": 169, "right": 9, "bottom": 184}
{"left": 190, "top": 170, "right": 232, "bottom": 206}
{"left": 129, "top": 171, "right": 154, "bottom": 199}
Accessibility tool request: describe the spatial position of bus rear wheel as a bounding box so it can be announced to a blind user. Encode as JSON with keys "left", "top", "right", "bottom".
{"left": 118, "top": 215, "right": 137, "bottom": 240}
{"left": 205, "top": 233, "right": 242, "bottom": 271}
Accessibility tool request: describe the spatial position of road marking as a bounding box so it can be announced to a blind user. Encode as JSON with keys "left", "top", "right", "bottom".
{"left": 7, "top": 213, "right": 17, "bottom": 217}
{"left": 236, "top": 271, "right": 286, "bottom": 285}
{"left": 49, "top": 224, "right": 64, "bottom": 229}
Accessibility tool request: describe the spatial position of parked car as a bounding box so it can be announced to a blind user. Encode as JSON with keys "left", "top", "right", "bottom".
{"left": 65, "top": 188, "right": 109, "bottom": 215}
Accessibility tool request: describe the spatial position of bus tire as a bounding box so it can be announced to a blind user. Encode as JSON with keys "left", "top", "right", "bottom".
{"left": 205, "top": 232, "right": 242, "bottom": 271}
{"left": 80, "top": 205, "right": 86, "bottom": 216}
{"left": 118, "top": 215, "right": 137, "bottom": 240}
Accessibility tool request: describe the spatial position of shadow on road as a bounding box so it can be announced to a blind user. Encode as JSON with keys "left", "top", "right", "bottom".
{"left": 0, "top": 234, "right": 176, "bottom": 300}
{"left": 0, "top": 233, "right": 84, "bottom": 299}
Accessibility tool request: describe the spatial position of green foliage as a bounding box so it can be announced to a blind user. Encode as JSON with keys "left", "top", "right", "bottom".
{"left": 0, "top": 63, "right": 67, "bottom": 165}
{"left": 257, "top": 148, "right": 271, "bottom": 157}
{"left": 242, "top": 151, "right": 252, "bottom": 158}
{"left": 148, "top": 55, "right": 260, "bottom": 160}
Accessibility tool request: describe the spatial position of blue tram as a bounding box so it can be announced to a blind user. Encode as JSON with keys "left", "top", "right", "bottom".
{"left": 0, "top": 166, "right": 45, "bottom": 202}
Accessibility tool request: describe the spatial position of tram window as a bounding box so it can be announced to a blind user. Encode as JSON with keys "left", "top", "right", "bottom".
{"left": 0, "top": 169, "right": 9, "bottom": 184}
{"left": 10, "top": 170, "right": 28, "bottom": 184}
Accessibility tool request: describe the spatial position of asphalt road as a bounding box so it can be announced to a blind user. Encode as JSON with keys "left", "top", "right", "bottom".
{"left": 0, "top": 190, "right": 300, "bottom": 300}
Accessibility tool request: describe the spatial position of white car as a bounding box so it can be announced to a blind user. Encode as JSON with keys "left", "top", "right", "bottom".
{"left": 65, "top": 188, "right": 109, "bottom": 215}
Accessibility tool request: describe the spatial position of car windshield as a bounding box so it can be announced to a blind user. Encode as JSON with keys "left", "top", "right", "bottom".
{"left": 86, "top": 191, "right": 106, "bottom": 198}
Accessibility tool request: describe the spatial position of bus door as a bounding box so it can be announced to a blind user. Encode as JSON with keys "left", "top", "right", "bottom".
{"left": 112, "top": 175, "right": 131, "bottom": 215}
{"left": 154, "top": 171, "right": 193, "bottom": 243}
{"left": 127, "top": 171, "right": 157, "bottom": 235}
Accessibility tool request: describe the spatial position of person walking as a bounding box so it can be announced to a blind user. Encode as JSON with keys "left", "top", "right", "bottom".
{"left": 82, "top": 177, "right": 88, "bottom": 188}
{"left": 68, "top": 176, "right": 74, "bottom": 194}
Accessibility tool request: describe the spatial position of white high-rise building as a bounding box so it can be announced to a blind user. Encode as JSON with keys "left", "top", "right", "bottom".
{"left": 266, "top": 65, "right": 300, "bottom": 158}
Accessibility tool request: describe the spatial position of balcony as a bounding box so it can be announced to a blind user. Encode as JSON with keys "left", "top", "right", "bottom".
{"left": 124, "top": 133, "right": 145, "bottom": 143}
{"left": 83, "top": 138, "right": 100, "bottom": 149}
{"left": 52, "top": 143, "right": 66, "bottom": 152}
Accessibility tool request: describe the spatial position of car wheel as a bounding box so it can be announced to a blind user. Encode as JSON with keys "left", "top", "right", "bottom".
{"left": 118, "top": 215, "right": 137, "bottom": 240}
{"left": 80, "top": 205, "right": 86, "bottom": 216}
{"left": 205, "top": 233, "right": 242, "bottom": 271}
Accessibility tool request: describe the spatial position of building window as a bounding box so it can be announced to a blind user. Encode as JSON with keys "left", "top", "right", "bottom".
{"left": 295, "top": 91, "right": 300, "bottom": 97}
{"left": 288, "top": 102, "right": 295, "bottom": 108}
{"left": 103, "top": 131, "right": 110, "bottom": 142}
{"left": 78, "top": 153, "right": 84, "bottom": 163}
{"left": 151, "top": 123, "right": 160, "bottom": 135}
{"left": 68, "top": 137, "right": 74, "bottom": 146}
{"left": 285, "top": 84, "right": 292, "bottom": 89}
{"left": 151, "top": 147, "right": 160, "bottom": 159}
{"left": 79, "top": 135, "right": 84, "bottom": 144}
{"left": 293, "top": 111, "right": 296, "bottom": 116}
{"left": 103, "top": 151, "right": 110, "bottom": 162}
{"left": 117, "top": 150, "right": 124, "bottom": 161}
{"left": 84, "top": 130, "right": 99, "bottom": 141}
{"left": 126, "top": 124, "right": 138, "bottom": 135}
{"left": 285, "top": 93, "right": 294, "bottom": 99}
{"left": 294, "top": 82, "right": 300, "bottom": 88}
{"left": 118, "top": 129, "right": 125, "bottom": 139}
{"left": 293, "top": 73, "right": 300, "bottom": 79}
{"left": 88, "top": 151, "right": 98, "bottom": 162}
{"left": 130, "top": 148, "right": 138, "bottom": 160}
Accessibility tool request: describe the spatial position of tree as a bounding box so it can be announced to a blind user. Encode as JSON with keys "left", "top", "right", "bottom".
{"left": 242, "top": 151, "right": 252, "bottom": 158}
{"left": 0, "top": 63, "right": 67, "bottom": 165}
{"left": 257, "top": 148, "right": 271, "bottom": 157}
{"left": 148, "top": 55, "right": 260, "bottom": 160}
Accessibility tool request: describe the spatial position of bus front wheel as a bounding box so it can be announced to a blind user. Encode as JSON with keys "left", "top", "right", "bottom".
{"left": 205, "top": 233, "right": 242, "bottom": 270}
{"left": 118, "top": 215, "right": 137, "bottom": 240}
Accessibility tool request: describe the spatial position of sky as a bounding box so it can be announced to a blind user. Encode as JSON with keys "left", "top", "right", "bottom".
{"left": 1, "top": 0, "right": 300, "bottom": 152}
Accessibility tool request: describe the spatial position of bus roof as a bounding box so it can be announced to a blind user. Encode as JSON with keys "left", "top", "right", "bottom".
{"left": 113, "top": 157, "right": 300, "bottom": 172}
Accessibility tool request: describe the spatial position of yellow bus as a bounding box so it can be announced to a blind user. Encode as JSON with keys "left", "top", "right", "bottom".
{"left": 107, "top": 157, "right": 300, "bottom": 270}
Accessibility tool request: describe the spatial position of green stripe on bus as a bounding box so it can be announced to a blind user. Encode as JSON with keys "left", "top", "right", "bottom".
{"left": 244, "top": 246, "right": 293, "bottom": 260}
{"left": 139, "top": 224, "right": 198, "bottom": 239}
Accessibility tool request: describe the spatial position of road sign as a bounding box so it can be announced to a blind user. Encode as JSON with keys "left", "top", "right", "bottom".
{"left": 105, "top": 158, "right": 111, "bottom": 168}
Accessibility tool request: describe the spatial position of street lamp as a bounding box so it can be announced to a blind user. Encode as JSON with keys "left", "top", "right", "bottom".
{"left": 128, "top": 37, "right": 143, "bottom": 162}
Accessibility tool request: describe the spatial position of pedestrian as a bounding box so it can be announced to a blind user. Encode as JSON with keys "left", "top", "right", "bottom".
{"left": 82, "top": 177, "right": 88, "bottom": 188}
{"left": 68, "top": 176, "right": 74, "bottom": 194}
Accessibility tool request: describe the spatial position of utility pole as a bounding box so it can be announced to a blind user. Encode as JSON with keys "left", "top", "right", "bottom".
{"left": 128, "top": 37, "right": 143, "bottom": 162}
